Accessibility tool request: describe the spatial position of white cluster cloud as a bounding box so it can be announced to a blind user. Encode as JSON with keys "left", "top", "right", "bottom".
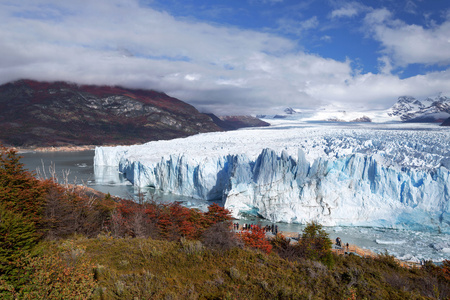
{"left": 0, "top": 0, "right": 449, "bottom": 115}
{"left": 365, "top": 8, "right": 450, "bottom": 67}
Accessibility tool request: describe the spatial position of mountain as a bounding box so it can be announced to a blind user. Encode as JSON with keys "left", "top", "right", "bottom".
{"left": 218, "top": 116, "right": 270, "bottom": 130}
{"left": 283, "top": 107, "right": 298, "bottom": 115}
{"left": 0, "top": 79, "right": 222, "bottom": 147}
{"left": 257, "top": 107, "right": 300, "bottom": 119}
{"left": 441, "top": 117, "right": 450, "bottom": 126}
{"left": 258, "top": 106, "right": 379, "bottom": 123}
{"left": 205, "top": 114, "right": 269, "bottom": 130}
{"left": 387, "top": 95, "right": 450, "bottom": 122}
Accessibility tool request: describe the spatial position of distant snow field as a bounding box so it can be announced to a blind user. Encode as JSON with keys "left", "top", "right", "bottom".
{"left": 95, "top": 122, "right": 450, "bottom": 234}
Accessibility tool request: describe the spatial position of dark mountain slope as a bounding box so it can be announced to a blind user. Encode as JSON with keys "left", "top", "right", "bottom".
{"left": 205, "top": 114, "right": 270, "bottom": 130}
{"left": 0, "top": 80, "right": 222, "bottom": 147}
{"left": 218, "top": 115, "right": 270, "bottom": 130}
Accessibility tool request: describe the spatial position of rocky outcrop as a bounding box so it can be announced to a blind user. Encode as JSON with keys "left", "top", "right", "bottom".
{"left": 283, "top": 107, "right": 298, "bottom": 115}
{"left": 218, "top": 116, "right": 270, "bottom": 130}
{"left": 388, "top": 95, "right": 450, "bottom": 122}
{"left": 205, "top": 114, "right": 270, "bottom": 130}
{"left": 0, "top": 79, "right": 222, "bottom": 147}
{"left": 441, "top": 117, "right": 450, "bottom": 126}
{"left": 351, "top": 116, "right": 371, "bottom": 122}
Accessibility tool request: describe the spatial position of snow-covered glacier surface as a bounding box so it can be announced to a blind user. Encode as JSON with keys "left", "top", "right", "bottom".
{"left": 94, "top": 123, "right": 450, "bottom": 233}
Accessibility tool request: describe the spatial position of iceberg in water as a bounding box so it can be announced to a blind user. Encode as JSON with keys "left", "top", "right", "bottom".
{"left": 94, "top": 124, "right": 450, "bottom": 233}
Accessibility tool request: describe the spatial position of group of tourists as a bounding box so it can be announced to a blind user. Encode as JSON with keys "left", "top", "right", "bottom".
{"left": 335, "top": 237, "right": 349, "bottom": 250}
{"left": 232, "top": 222, "right": 279, "bottom": 234}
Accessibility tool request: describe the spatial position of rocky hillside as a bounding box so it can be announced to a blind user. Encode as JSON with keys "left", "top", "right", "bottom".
{"left": 219, "top": 115, "right": 270, "bottom": 130}
{"left": 441, "top": 117, "right": 450, "bottom": 126}
{"left": 206, "top": 114, "right": 270, "bottom": 130}
{"left": 387, "top": 95, "right": 450, "bottom": 122}
{"left": 0, "top": 79, "right": 222, "bottom": 147}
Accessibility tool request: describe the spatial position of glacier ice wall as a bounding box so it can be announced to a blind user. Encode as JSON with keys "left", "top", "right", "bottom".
{"left": 94, "top": 125, "right": 450, "bottom": 233}
{"left": 224, "top": 149, "right": 449, "bottom": 233}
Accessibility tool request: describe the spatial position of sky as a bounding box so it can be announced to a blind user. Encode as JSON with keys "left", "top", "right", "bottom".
{"left": 1, "top": 0, "right": 450, "bottom": 115}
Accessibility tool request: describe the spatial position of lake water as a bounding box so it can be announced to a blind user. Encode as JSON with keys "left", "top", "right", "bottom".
{"left": 20, "top": 150, "right": 450, "bottom": 263}
{"left": 20, "top": 150, "right": 217, "bottom": 207}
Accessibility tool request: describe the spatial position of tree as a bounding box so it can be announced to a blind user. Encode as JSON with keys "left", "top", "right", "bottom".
{"left": 238, "top": 225, "right": 272, "bottom": 254}
{"left": 270, "top": 233, "right": 299, "bottom": 261}
{"left": 0, "top": 204, "right": 39, "bottom": 286}
{"left": 441, "top": 260, "right": 450, "bottom": 282}
{"left": 204, "top": 203, "right": 232, "bottom": 224}
{"left": 202, "top": 222, "right": 243, "bottom": 251}
{"left": 299, "top": 221, "right": 333, "bottom": 267}
{"left": 0, "top": 145, "right": 50, "bottom": 227}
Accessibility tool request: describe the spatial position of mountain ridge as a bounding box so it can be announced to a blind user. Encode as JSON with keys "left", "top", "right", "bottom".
{"left": 0, "top": 79, "right": 223, "bottom": 147}
{"left": 387, "top": 95, "right": 450, "bottom": 122}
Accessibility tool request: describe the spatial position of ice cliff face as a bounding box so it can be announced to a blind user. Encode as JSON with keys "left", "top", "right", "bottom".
{"left": 224, "top": 149, "right": 449, "bottom": 233}
{"left": 94, "top": 124, "right": 450, "bottom": 233}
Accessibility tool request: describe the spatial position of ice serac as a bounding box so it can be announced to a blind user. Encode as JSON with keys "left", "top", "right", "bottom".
{"left": 224, "top": 149, "right": 449, "bottom": 233}
{"left": 94, "top": 126, "right": 450, "bottom": 233}
{"left": 95, "top": 146, "right": 235, "bottom": 200}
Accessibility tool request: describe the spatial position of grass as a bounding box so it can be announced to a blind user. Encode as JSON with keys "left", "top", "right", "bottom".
{"left": 32, "top": 235, "right": 444, "bottom": 300}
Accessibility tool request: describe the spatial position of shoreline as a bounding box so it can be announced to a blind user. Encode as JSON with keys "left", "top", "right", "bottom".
{"left": 15, "top": 145, "right": 104, "bottom": 153}
{"left": 14, "top": 142, "right": 144, "bottom": 153}
{"left": 277, "top": 230, "right": 421, "bottom": 268}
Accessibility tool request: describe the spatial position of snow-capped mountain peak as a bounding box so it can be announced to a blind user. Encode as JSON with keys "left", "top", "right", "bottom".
{"left": 387, "top": 95, "right": 450, "bottom": 122}
{"left": 283, "top": 107, "right": 298, "bottom": 115}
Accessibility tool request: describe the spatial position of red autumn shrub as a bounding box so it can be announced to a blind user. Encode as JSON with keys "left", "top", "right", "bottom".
{"left": 110, "top": 199, "right": 232, "bottom": 241}
{"left": 238, "top": 225, "right": 272, "bottom": 254}
{"left": 204, "top": 203, "right": 232, "bottom": 224}
{"left": 442, "top": 260, "right": 450, "bottom": 281}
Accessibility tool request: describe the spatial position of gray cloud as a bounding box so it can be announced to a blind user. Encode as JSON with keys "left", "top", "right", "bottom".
{"left": 0, "top": 0, "right": 449, "bottom": 115}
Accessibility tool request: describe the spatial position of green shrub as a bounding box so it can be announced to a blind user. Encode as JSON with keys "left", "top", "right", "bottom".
{"left": 0, "top": 203, "right": 39, "bottom": 286}
{"left": 299, "top": 221, "right": 334, "bottom": 268}
{"left": 0, "top": 145, "right": 50, "bottom": 227}
{"left": 18, "top": 240, "right": 96, "bottom": 299}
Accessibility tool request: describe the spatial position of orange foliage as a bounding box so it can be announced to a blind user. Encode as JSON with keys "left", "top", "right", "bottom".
{"left": 0, "top": 145, "right": 232, "bottom": 242}
{"left": 442, "top": 260, "right": 450, "bottom": 281}
{"left": 238, "top": 225, "right": 272, "bottom": 254}
{"left": 205, "top": 203, "right": 232, "bottom": 224}
{"left": 112, "top": 200, "right": 232, "bottom": 241}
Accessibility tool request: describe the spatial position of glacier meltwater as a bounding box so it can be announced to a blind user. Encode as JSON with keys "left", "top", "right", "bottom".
{"left": 94, "top": 123, "right": 450, "bottom": 233}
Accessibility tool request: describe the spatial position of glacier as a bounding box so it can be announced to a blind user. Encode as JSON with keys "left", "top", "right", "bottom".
{"left": 94, "top": 123, "right": 450, "bottom": 233}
